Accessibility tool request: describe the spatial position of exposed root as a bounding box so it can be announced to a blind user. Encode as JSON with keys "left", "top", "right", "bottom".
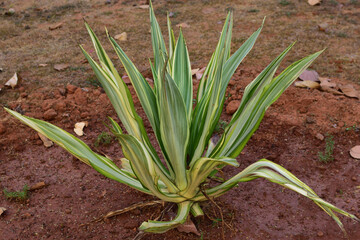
{"left": 79, "top": 200, "right": 164, "bottom": 227}
{"left": 200, "top": 184, "right": 234, "bottom": 240}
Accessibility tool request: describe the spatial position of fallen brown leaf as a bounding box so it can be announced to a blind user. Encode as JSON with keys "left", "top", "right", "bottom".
{"left": 138, "top": 5, "right": 149, "bottom": 9}
{"left": 294, "top": 80, "right": 320, "bottom": 89}
{"left": 299, "top": 70, "right": 319, "bottom": 82}
{"left": 339, "top": 84, "right": 359, "bottom": 99}
{"left": 114, "top": 32, "right": 127, "bottom": 41}
{"left": 320, "top": 85, "right": 343, "bottom": 95}
{"left": 176, "top": 22, "right": 190, "bottom": 28}
{"left": 38, "top": 133, "right": 53, "bottom": 147}
{"left": 49, "top": 22, "right": 63, "bottom": 30}
{"left": 0, "top": 207, "right": 6, "bottom": 216}
{"left": 74, "top": 121, "right": 88, "bottom": 136}
{"left": 5, "top": 73, "right": 18, "bottom": 89}
{"left": 177, "top": 217, "right": 200, "bottom": 236}
{"left": 350, "top": 145, "right": 360, "bottom": 159}
{"left": 196, "top": 67, "right": 206, "bottom": 80}
{"left": 30, "top": 182, "right": 46, "bottom": 191}
{"left": 308, "top": 0, "right": 321, "bottom": 6}
{"left": 54, "top": 64, "right": 69, "bottom": 71}
{"left": 191, "top": 68, "right": 200, "bottom": 75}
{"left": 319, "top": 77, "right": 337, "bottom": 88}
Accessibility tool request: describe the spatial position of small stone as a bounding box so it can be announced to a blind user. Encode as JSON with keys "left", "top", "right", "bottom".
{"left": 351, "top": 176, "right": 357, "bottom": 181}
{"left": 317, "top": 231, "right": 324, "bottom": 237}
{"left": 0, "top": 123, "right": 5, "bottom": 134}
{"left": 306, "top": 116, "right": 315, "bottom": 124}
{"left": 65, "top": 209, "right": 72, "bottom": 214}
{"left": 74, "top": 88, "right": 88, "bottom": 105}
{"left": 43, "top": 109, "right": 57, "bottom": 120}
{"left": 6, "top": 8, "right": 16, "bottom": 16}
{"left": 226, "top": 100, "right": 240, "bottom": 115}
{"left": 30, "top": 182, "right": 46, "bottom": 191}
{"left": 318, "top": 23, "right": 328, "bottom": 32}
{"left": 22, "top": 212, "right": 31, "bottom": 218}
{"left": 66, "top": 84, "right": 77, "bottom": 94}
{"left": 105, "top": 0, "right": 111, "bottom": 4}
{"left": 316, "top": 133, "right": 324, "bottom": 141}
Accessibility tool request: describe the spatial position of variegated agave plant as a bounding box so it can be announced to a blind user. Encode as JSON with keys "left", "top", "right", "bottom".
{"left": 6, "top": 2, "right": 358, "bottom": 235}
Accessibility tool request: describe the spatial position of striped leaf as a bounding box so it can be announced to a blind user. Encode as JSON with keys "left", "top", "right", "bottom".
{"left": 192, "top": 159, "right": 360, "bottom": 232}
{"left": 210, "top": 49, "right": 324, "bottom": 158}
{"left": 172, "top": 30, "right": 193, "bottom": 118}
{"left": 5, "top": 108, "right": 149, "bottom": 194}
{"left": 158, "top": 71, "right": 189, "bottom": 190}
{"left": 139, "top": 201, "right": 192, "bottom": 233}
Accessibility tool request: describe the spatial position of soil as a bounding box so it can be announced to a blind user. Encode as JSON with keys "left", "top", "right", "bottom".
{"left": 0, "top": 0, "right": 360, "bottom": 240}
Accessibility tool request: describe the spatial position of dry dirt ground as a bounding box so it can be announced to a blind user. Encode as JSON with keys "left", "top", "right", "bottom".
{"left": 0, "top": 0, "right": 360, "bottom": 239}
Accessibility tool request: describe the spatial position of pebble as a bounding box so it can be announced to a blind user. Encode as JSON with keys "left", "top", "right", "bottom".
{"left": 316, "top": 133, "right": 324, "bottom": 141}
{"left": 226, "top": 100, "right": 240, "bottom": 115}
{"left": 6, "top": 8, "right": 15, "bottom": 16}
{"left": 66, "top": 84, "right": 77, "bottom": 94}
{"left": 74, "top": 88, "right": 88, "bottom": 105}
{"left": 43, "top": 109, "right": 57, "bottom": 120}
{"left": 317, "top": 231, "right": 324, "bottom": 237}
{"left": 351, "top": 176, "right": 357, "bottom": 181}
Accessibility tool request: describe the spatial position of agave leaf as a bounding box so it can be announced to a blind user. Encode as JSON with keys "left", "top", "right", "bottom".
{"left": 211, "top": 50, "right": 324, "bottom": 158}
{"left": 189, "top": 15, "right": 263, "bottom": 163}
{"left": 189, "top": 49, "right": 227, "bottom": 163}
{"left": 172, "top": 30, "right": 193, "bottom": 118}
{"left": 158, "top": 71, "right": 189, "bottom": 191}
{"left": 107, "top": 36, "right": 174, "bottom": 178}
{"left": 197, "top": 12, "right": 232, "bottom": 100}
{"left": 167, "top": 14, "right": 176, "bottom": 72}
{"left": 85, "top": 22, "right": 122, "bottom": 88}
{"left": 149, "top": 1, "right": 168, "bottom": 74}
{"left": 114, "top": 133, "right": 182, "bottom": 199}
{"left": 80, "top": 46, "right": 143, "bottom": 144}
{"left": 190, "top": 202, "right": 204, "bottom": 217}
{"left": 139, "top": 201, "right": 192, "bottom": 233}
{"left": 5, "top": 108, "right": 149, "bottom": 194}
{"left": 193, "top": 159, "right": 359, "bottom": 232}
{"left": 181, "top": 157, "right": 238, "bottom": 198}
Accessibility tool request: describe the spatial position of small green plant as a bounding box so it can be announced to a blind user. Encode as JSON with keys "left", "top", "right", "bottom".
{"left": 336, "top": 32, "right": 348, "bottom": 38}
{"left": 3, "top": 185, "right": 29, "bottom": 201}
{"left": 345, "top": 124, "right": 359, "bottom": 132}
{"left": 214, "top": 120, "right": 228, "bottom": 133}
{"left": 318, "top": 134, "right": 335, "bottom": 163}
{"left": 85, "top": 75, "right": 101, "bottom": 87}
{"left": 5, "top": 0, "right": 359, "bottom": 236}
{"left": 279, "top": 0, "right": 290, "bottom": 6}
{"left": 94, "top": 131, "right": 113, "bottom": 147}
